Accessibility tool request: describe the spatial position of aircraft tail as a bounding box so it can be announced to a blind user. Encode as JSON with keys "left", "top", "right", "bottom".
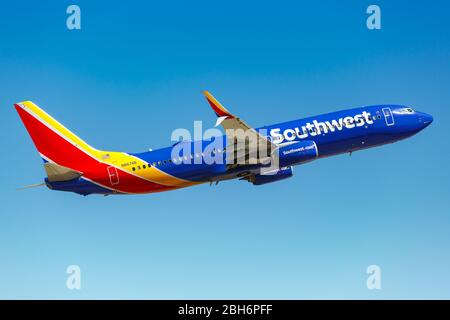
{"left": 14, "top": 101, "right": 99, "bottom": 179}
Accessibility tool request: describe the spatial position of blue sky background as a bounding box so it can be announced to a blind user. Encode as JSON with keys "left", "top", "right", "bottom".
{"left": 0, "top": 0, "right": 449, "bottom": 299}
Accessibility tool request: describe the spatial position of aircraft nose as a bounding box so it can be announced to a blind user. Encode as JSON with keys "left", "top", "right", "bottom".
{"left": 418, "top": 112, "right": 433, "bottom": 128}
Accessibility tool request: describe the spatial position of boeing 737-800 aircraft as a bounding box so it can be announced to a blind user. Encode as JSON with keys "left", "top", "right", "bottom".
{"left": 15, "top": 91, "right": 433, "bottom": 195}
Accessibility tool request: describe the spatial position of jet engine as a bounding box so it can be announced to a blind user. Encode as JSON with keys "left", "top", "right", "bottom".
{"left": 249, "top": 166, "right": 293, "bottom": 185}
{"left": 278, "top": 140, "right": 318, "bottom": 167}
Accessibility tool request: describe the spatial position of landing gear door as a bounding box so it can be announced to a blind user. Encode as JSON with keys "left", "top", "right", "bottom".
{"left": 382, "top": 107, "right": 395, "bottom": 126}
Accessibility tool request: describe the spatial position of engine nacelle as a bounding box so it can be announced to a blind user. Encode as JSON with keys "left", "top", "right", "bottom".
{"left": 250, "top": 166, "right": 293, "bottom": 185}
{"left": 278, "top": 140, "right": 318, "bottom": 167}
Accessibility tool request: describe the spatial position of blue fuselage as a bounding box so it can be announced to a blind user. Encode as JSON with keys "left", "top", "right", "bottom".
{"left": 130, "top": 105, "right": 433, "bottom": 183}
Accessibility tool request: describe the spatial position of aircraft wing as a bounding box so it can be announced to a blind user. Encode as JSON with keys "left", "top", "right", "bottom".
{"left": 202, "top": 91, "right": 277, "bottom": 164}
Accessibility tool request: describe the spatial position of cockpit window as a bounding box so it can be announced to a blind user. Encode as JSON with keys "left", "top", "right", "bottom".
{"left": 397, "top": 107, "right": 415, "bottom": 114}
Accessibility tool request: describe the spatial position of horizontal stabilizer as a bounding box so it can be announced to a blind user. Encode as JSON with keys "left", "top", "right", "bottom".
{"left": 44, "top": 162, "right": 82, "bottom": 182}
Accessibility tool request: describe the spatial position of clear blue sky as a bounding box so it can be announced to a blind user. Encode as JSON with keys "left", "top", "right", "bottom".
{"left": 1, "top": 0, "right": 449, "bottom": 299}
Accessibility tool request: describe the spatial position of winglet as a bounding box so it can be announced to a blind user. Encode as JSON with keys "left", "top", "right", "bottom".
{"left": 203, "top": 91, "right": 234, "bottom": 118}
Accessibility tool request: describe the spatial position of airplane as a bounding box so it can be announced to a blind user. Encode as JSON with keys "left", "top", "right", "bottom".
{"left": 14, "top": 91, "right": 433, "bottom": 196}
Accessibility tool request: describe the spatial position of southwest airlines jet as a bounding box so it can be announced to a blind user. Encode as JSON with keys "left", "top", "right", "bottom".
{"left": 15, "top": 92, "right": 433, "bottom": 196}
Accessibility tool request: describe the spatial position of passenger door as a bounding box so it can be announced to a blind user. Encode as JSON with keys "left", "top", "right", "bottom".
{"left": 107, "top": 166, "right": 120, "bottom": 185}
{"left": 382, "top": 107, "right": 395, "bottom": 126}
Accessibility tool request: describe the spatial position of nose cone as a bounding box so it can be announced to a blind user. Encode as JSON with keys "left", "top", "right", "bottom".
{"left": 418, "top": 112, "right": 433, "bottom": 129}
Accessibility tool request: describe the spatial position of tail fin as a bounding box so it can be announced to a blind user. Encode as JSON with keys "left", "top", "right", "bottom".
{"left": 14, "top": 101, "right": 101, "bottom": 172}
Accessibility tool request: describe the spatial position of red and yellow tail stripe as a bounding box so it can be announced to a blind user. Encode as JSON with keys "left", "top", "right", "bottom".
{"left": 15, "top": 101, "right": 200, "bottom": 194}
